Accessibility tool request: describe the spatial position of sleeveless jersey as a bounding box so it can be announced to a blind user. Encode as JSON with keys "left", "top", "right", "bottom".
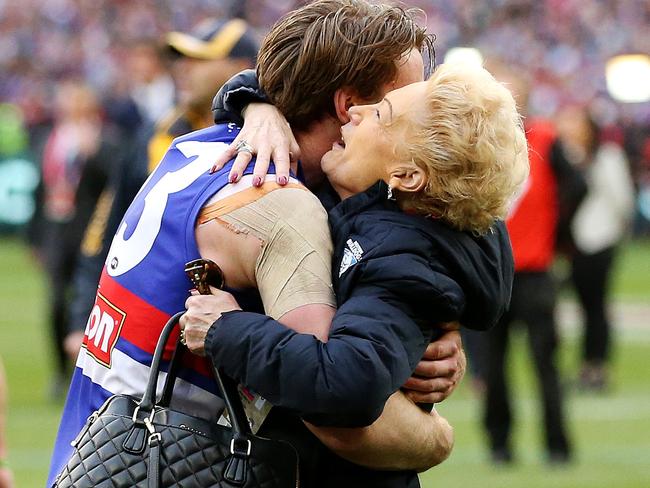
{"left": 48, "top": 122, "right": 266, "bottom": 485}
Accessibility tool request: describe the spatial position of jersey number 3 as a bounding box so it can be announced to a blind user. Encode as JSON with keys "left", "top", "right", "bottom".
{"left": 106, "top": 141, "right": 229, "bottom": 276}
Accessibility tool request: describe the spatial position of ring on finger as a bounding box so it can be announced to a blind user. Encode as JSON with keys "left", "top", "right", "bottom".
{"left": 235, "top": 140, "right": 254, "bottom": 154}
{"left": 180, "top": 328, "right": 187, "bottom": 346}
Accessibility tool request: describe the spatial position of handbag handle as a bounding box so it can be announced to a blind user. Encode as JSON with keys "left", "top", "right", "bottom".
{"left": 158, "top": 336, "right": 184, "bottom": 408}
{"left": 211, "top": 362, "right": 251, "bottom": 435}
{"left": 138, "top": 264, "right": 253, "bottom": 438}
{"left": 138, "top": 311, "right": 185, "bottom": 413}
{"left": 158, "top": 261, "right": 223, "bottom": 406}
{"left": 184, "top": 257, "right": 252, "bottom": 436}
{"left": 137, "top": 259, "right": 258, "bottom": 488}
{"left": 156, "top": 326, "right": 251, "bottom": 436}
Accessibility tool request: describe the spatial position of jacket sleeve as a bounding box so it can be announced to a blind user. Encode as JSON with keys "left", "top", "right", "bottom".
{"left": 211, "top": 69, "right": 269, "bottom": 125}
{"left": 204, "top": 252, "right": 443, "bottom": 427}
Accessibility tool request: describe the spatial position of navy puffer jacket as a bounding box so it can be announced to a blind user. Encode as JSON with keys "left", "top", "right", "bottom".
{"left": 206, "top": 180, "right": 513, "bottom": 427}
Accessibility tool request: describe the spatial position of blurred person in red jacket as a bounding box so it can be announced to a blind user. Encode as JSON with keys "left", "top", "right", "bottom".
{"left": 557, "top": 107, "right": 636, "bottom": 391}
{"left": 479, "top": 67, "right": 586, "bottom": 465}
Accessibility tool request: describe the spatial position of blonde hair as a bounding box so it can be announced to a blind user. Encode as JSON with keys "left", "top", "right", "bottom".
{"left": 396, "top": 63, "right": 529, "bottom": 235}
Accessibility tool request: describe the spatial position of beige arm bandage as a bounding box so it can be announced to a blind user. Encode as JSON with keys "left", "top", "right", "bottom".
{"left": 199, "top": 184, "right": 335, "bottom": 319}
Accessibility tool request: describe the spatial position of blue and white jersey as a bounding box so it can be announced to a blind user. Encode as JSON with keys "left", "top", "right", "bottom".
{"left": 47, "top": 123, "right": 266, "bottom": 486}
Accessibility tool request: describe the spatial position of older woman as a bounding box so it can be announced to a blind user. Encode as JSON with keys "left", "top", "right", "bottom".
{"left": 182, "top": 62, "right": 528, "bottom": 487}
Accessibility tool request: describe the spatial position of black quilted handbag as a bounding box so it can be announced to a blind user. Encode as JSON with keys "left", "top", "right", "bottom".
{"left": 53, "top": 311, "right": 299, "bottom": 488}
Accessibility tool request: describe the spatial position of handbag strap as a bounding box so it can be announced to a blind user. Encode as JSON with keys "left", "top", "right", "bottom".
{"left": 212, "top": 364, "right": 251, "bottom": 436}
{"left": 185, "top": 258, "right": 252, "bottom": 437}
{"left": 137, "top": 311, "right": 252, "bottom": 438}
{"left": 158, "top": 337, "right": 184, "bottom": 408}
{"left": 138, "top": 311, "right": 185, "bottom": 413}
{"left": 135, "top": 258, "right": 258, "bottom": 488}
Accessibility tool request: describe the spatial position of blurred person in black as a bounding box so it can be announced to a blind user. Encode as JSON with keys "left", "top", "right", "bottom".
{"left": 29, "top": 80, "right": 120, "bottom": 398}
{"left": 0, "top": 356, "right": 13, "bottom": 488}
{"left": 64, "top": 18, "right": 259, "bottom": 361}
{"left": 557, "top": 107, "right": 635, "bottom": 391}
{"left": 475, "top": 67, "right": 586, "bottom": 465}
{"left": 127, "top": 40, "right": 175, "bottom": 126}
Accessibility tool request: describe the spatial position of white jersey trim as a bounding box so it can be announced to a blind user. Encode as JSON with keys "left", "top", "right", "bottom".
{"left": 76, "top": 347, "right": 223, "bottom": 419}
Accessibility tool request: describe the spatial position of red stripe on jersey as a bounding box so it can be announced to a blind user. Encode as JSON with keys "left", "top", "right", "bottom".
{"left": 95, "top": 270, "right": 213, "bottom": 377}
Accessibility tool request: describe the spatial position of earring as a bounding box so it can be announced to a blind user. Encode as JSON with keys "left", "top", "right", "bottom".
{"left": 387, "top": 185, "right": 396, "bottom": 201}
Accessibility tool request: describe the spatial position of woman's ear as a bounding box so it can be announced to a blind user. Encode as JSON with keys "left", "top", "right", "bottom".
{"left": 388, "top": 162, "right": 427, "bottom": 194}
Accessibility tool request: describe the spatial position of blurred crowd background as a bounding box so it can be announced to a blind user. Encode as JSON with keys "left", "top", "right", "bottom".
{"left": 2, "top": 0, "right": 650, "bottom": 119}
{"left": 0, "top": 0, "right": 649, "bottom": 486}
{"left": 1, "top": 0, "right": 649, "bottom": 232}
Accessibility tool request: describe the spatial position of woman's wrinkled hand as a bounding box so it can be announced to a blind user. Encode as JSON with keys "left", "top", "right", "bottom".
{"left": 181, "top": 289, "right": 242, "bottom": 356}
{"left": 211, "top": 103, "right": 300, "bottom": 187}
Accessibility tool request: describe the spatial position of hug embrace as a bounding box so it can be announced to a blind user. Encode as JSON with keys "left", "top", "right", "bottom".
{"left": 50, "top": 1, "right": 527, "bottom": 487}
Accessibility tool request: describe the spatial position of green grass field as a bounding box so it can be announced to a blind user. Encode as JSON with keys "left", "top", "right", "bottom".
{"left": 1, "top": 237, "right": 649, "bottom": 487}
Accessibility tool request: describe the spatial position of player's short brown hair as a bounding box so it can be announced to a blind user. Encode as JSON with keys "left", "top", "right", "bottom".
{"left": 257, "top": 0, "right": 433, "bottom": 128}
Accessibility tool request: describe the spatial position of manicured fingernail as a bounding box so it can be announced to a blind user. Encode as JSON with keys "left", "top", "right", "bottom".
{"left": 229, "top": 172, "right": 239, "bottom": 183}
{"left": 278, "top": 176, "right": 288, "bottom": 186}
{"left": 253, "top": 176, "right": 262, "bottom": 187}
{"left": 210, "top": 164, "right": 218, "bottom": 174}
